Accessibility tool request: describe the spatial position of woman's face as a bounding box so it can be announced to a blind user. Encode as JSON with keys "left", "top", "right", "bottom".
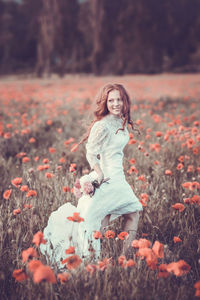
{"left": 107, "top": 89, "right": 123, "bottom": 117}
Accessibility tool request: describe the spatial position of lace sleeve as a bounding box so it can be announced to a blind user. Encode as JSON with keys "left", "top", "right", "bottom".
{"left": 85, "top": 120, "right": 110, "bottom": 169}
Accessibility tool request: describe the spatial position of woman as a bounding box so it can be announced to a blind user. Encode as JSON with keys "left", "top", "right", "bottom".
{"left": 40, "top": 83, "right": 143, "bottom": 268}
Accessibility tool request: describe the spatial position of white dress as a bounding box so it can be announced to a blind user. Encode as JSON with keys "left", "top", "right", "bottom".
{"left": 40, "top": 114, "right": 143, "bottom": 268}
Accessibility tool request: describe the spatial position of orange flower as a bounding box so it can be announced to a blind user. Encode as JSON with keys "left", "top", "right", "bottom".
{"left": 166, "top": 260, "right": 190, "bottom": 276}
{"left": 57, "top": 272, "right": 70, "bottom": 284}
{"left": 98, "top": 257, "right": 112, "bottom": 271}
{"left": 20, "top": 185, "right": 29, "bottom": 192}
{"left": 43, "top": 158, "right": 49, "bottom": 164}
{"left": 137, "top": 175, "right": 146, "bottom": 182}
{"left": 176, "top": 163, "right": 184, "bottom": 170}
{"left": 139, "top": 193, "right": 149, "bottom": 207}
{"left": 187, "top": 165, "right": 195, "bottom": 173}
{"left": 165, "top": 170, "right": 172, "bottom": 175}
{"left": 93, "top": 231, "right": 103, "bottom": 240}
{"left": 24, "top": 204, "right": 33, "bottom": 209}
{"left": 3, "top": 189, "right": 12, "bottom": 200}
{"left": 173, "top": 236, "right": 182, "bottom": 243}
{"left": 11, "top": 177, "right": 22, "bottom": 188}
{"left": 138, "top": 238, "right": 151, "bottom": 248}
{"left": 129, "top": 158, "right": 136, "bottom": 164}
{"left": 172, "top": 203, "right": 185, "bottom": 212}
{"left": 28, "top": 260, "right": 43, "bottom": 273}
{"left": 152, "top": 241, "right": 164, "bottom": 258}
{"left": 22, "top": 157, "right": 30, "bottom": 163}
{"left": 37, "top": 164, "right": 50, "bottom": 171}
{"left": 33, "top": 265, "right": 56, "bottom": 283}
{"left": 45, "top": 172, "right": 55, "bottom": 179}
{"left": 67, "top": 212, "right": 84, "bottom": 223}
{"left": 104, "top": 230, "right": 115, "bottom": 239}
{"left": 29, "top": 137, "right": 36, "bottom": 143}
{"left": 64, "top": 137, "right": 75, "bottom": 145}
{"left": 22, "top": 247, "right": 38, "bottom": 262}
{"left": 69, "top": 163, "right": 76, "bottom": 172}
{"left": 65, "top": 246, "right": 75, "bottom": 254}
{"left": 132, "top": 240, "right": 139, "bottom": 248}
{"left": 59, "top": 157, "right": 66, "bottom": 163}
{"left": 117, "top": 231, "right": 129, "bottom": 240}
{"left": 137, "top": 248, "right": 158, "bottom": 270}
{"left": 34, "top": 156, "right": 39, "bottom": 162}
{"left": 156, "top": 131, "right": 163, "bottom": 137}
{"left": 157, "top": 264, "right": 169, "bottom": 278}
{"left": 118, "top": 255, "right": 126, "bottom": 267}
{"left": 61, "top": 255, "right": 82, "bottom": 270}
{"left": 32, "top": 231, "right": 46, "bottom": 247}
{"left": 63, "top": 186, "right": 70, "bottom": 192}
{"left": 194, "top": 281, "right": 200, "bottom": 297}
{"left": 85, "top": 264, "right": 98, "bottom": 275}
{"left": 49, "top": 147, "right": 56, "bottom": 153}
{"left": 26, "top": 190, "right": 37, "bottom": 197}
{"left": 126, "top": 259, "right": 136, "bottom": 268}
{"left": 13, "top": 208, "right": 21, "bottom": 215}
{"left": 16, "top": 152, "right": 27, "bottom": 158}
{"left": 12, "top": 269, "right": 28, "bottom": 282}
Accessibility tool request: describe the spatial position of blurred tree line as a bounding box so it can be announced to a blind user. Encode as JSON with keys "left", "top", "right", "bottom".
{"left": 0, "top": 0, "right": 200, "bottom": 76}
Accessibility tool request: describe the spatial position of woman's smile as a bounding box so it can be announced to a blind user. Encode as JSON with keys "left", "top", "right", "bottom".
{"left": 107, "top": 89, "right": 123, "bottom": 116}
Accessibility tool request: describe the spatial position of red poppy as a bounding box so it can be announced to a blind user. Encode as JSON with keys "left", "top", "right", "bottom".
{"left": 45, "top": 172, "right": 55, "bottom": 179}
{"left": 104, "top": 230, "right": 115, "bottom": 239}
{"left": 165, "top": 170, "right": 172, "bottom": 175}
{"left": 20, "top": 185, "right": 29, "bottom": 192}
{"left": 65, "top": 246, "right": 75, "bottom": 254}
{"left": 49, "top": 147, "right": 56, "bottom": 153}
{"left": 85, "top": 264, "right": 98, "bottom": 275}
{"left": 172, "top": 203, "right": 185, "bottom": 212}
{"left": 125, "top": 259, "right": 136, "bottom": 268}
{"left": 117, "top": 232, "right": 129, "bottom": 240}
{"left": 26, "top": 190, "right": 37, "bottom": 197}
{"left": 29, "top": 137, "right": 36, "bottom": 143}
{"left": 43, "top": 158, "right": 49, "bottom": 164}
{"left": 11, "top": 177, "right": 22, "bottom": 188}
{"left": 57, "top": 272, "right": 70, "bottom": 284}
{"left": 167, "top": 260, "right": 190, "bottom": 276}
{"left": 22, "top": 157, "right": 30, "bottom": 163}
{"left": 173, "top": 236, "right": 182, "bottom": 243}
{"left": 33, "top": 265, "right": 56, "bottom": 283}
{"left": 32, "top": 231, "right": 46, "bottom": 247}
{"left": 28, "top": 260, "right": 43, "bottom": 273}
{"left": 59, "top": 157, "right": 66, "bottom": 163}
{"left": 22, "top": 247, "right": 38, "bottom": 262}
{"left": 194, "top": 281, "right": 200, "bottom": 297}
{"left": 13, "top": 208, "right": 21, "bottom": 215}
{"left": 93, "top": 231, "right": 103, "bottom": 240}
{"left": 157, "top": 264, "right": 169, "bottom": 278}
{"left": 12, "top": 269, "right": 28, "bottom": 282}
{"left": 67, "top": 212, "right": 84, "bottom": 223}
{"left": 61, "top": 255, "right": 82, "bottom": 270}
{"left": 98, "top": 257, "right": 112, "bottom": 271}
{"left": 3, "top": 189, "right": 12, "bottom": 200}
{"left": 63, "top": 186, "right": 70, "bottom": 192}
{"left": 152, "top": 241, "right": 164, "bottom": 258}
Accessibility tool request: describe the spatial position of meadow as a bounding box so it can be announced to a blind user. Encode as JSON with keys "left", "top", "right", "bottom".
{"left": 0, "top": 73, "right": 199, "bottom": 300}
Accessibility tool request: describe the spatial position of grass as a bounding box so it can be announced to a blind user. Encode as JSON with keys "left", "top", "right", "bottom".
{"left": 0, "top": 75, "right": 199, "bottom": 300}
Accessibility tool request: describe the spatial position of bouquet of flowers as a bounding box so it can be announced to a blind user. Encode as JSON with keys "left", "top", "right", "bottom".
{"left": 73, "top": 173, "right": 109, "bottom": 199}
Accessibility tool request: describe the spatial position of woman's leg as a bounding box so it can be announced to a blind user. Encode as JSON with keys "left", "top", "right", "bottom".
{"left": 122, "top": 211, "right": 140, "bottom": 258}
{"left": 100, "top": 214, "right": 111, "bottom": 235}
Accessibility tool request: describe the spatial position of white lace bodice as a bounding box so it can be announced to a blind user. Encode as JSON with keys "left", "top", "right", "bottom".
{"left": 86, "top": 114, "right": 129, "bottom": 176}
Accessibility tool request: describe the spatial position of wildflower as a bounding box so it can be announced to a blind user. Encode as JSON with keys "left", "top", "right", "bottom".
{"left": 11, "top": 177, "right": 22, "bottom": 188}
{"left": 176, "top": 163, "right": 184, "bottom": 170}
{"left": 47, "top": 148, "right": 56, "bottom": 155}
{"left": 4, "top": 132, "right": 11, "bottom": 139}
{"left": 29, "top": 137, "right": 36, "bottom": 143}
{"left": 64, "top": 137, "right": 75, "bottom": 145}
{"left": 152, "top": 241, "right": 164, "bottom": 258}
{"left": 34, "top": 156, "right": 39, "bottom": 162}
{"left": 13, "top": 208, "right": 21, "bottom": 215}
{"left": 172, "top": 203, "right": 185, "bottom": 212}
{"left": 26, "top": 190, "right": 37, "bottom": 197}
{"left": 194, "top": 281, "right": 200, "bottom": 297}
{"left": 67, "top": 212, "right": 84, "bottom": 223}
{"left": 139, "top": 193, "right": 149, "bottom": 207}
{"left": 117, "top": 232, "right": 129, "bottom": 240}
{"left": 43, "top": 158, "right": 49, "bottom": 164}
{"left": 22, "top": 247, "right": 38, "bottom": 262}
{"left": 32, "top": 232, "right": 46, "bottom": 247}
{"left": 173, "top": 236, "right": 182, "bottom": 243}
{"left": 165, "top": 170, "right": 172, "bottom": 175}
{"left": 16, "top": 152, "right": 27, "bottom": 158}
{"left": 59, "top": 157, "right": 66, "bottom": 163}
{"left": 65, "top": 246, "right": 75, "bottom": 254}
{"left": 28, "top": 260, "right": 43, "bottom": 273}
{"left": 69, "top": 163, "right": 76, "bottom": 172}
{"left": 33, "top": 265, "right": 56, "bottom": 283}
{"left": 24, "top": 204, "right": 33, "bottom": 209}
{"left": 126, "top": 259, "right": 136, "bottom": 268}
{"left": 22, "top": 157, "right": 30, "bottom": 163}
{"left": 98, "top": 257, "right": 112, "bottom": 271}
{"left": 129, "top": 158, "right": 136, "bottom": 164}
{"left": 166, "top": 260, "right": 190, "bottom": 276}
{"left": 45, "top": 172, "right": 55, "bottom": 179}
{"left": 118, "top": 255, "right": 126, "bottom": 267}
{"left": 74, "top": 178, "right": 81, "bottom": 189}
{"left": 61, "top": 255, "right": 82, "bottom": 270}
{"left": 93, "top": 231, "right": 103, "bottom": 240}
{"left": 187, "top": 165, "right": 195, "bottom": 173}
{"left": 63, "top": 186, "right": 70, "bottom": 192}
{"left": 104, "top": 230, "right": 115, "bottom": 239}
{"left": 85, "top": 264, "right": 98, "bottom": 275}
{"left": 157, "top": 264, "right": 169, "bottom": 278}
{"left": 12, "top": 269, "right": 28, "bottom": 282}
{"left": 3, "top": 189, "right": 12, "bottom": 200}
{"left": 57, "top": 272, "right": 70, "bottom": 284}
{"left": 83, "top": 182, "right": 94, "bottom": 195}
{"left": 137, "top": 175, "right": 146, "bottom": 182}
{"left": 137, "top": 248, "right": 158, "bottom": 270}
{"left": 156, "top": 131, "right": 163, "bottom": 137}
{"left": 46, "top": 120, "right": 53, "bottom": 126}
{"left": 20, "top": 185, "right": 29, "bottom": 192}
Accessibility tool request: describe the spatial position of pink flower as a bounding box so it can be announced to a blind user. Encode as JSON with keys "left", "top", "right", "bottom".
{"left": 74, "top": 187, "right": 82, "bottom": 199}
{"left": 83, "top": 182, "right": 94, "bottom": 195}
{"left": 74, "top": 178, "right": 81, "bottom": 189}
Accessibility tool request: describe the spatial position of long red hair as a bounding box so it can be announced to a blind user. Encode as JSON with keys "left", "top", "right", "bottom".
{"left": 78, "top": 83, "right": 137, "bottom": 146}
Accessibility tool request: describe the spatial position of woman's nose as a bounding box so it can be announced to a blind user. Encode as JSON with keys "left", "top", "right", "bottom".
{"left": 113, "top": 99, "right": 120, "bottom": 105}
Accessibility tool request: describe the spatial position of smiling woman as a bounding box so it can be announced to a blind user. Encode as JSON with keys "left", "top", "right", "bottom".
{"left": 40, "top": 83, "right": 142, "bottom": 267}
